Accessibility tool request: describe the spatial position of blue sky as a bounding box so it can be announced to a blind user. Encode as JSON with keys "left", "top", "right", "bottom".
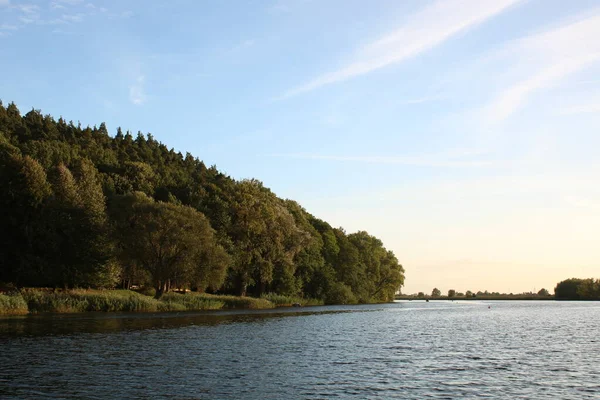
{"left": 2, "top": 0, "right": 599, "bottom": 294}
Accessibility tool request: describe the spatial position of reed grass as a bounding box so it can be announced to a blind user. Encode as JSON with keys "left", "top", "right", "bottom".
{"left": 261, "top": 293, "right": 323, "bottom": 307}
{"left": 0, "top": 292, "right": 29, "bottom": 315}
{"left": 7, "top": 288, "right": 276, "bottom": 315}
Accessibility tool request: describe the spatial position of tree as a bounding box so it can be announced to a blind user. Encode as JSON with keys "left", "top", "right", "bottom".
{"left": 554, "top": 278, "right": 583, "bottom": 300}
{"left": 417, "top": 292, "right": 425, "bottom": 298}
{"left": 465, "top": 290, "right": 473, "bottom": 297}
{"left": 432, "top": 288, "right": 441, "bottom": 297}
{"left": 0, "top": 102, "right": 405, "bottom": 303}
{"left": 44, "top": 161, "right": 115, "bottom": 288}
{"left": 448, "top": 289, "right": 456, "bottom": 298}
{"left": 227, "top": 180, "right": 308, "bottom": 296}
{"left": 537, "top": 288, "right": 550, "bottom": 296}
{"left": 109, "top": 193, "right": 229, "bottom": 298}
{"left": 0, "top": 144, "right": 52, "bottom": 285}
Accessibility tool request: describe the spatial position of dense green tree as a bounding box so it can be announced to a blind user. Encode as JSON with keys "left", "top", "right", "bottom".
{"left": 555, "top": 278, "right": 584, "bottom": 300}
{"left": 227, "top": 180, "right": 309, "bottom": 296}
{"left": 0, "top": 102, "right": 405, "bottom": 302}
{"left": 432, "top": 288, "right": 441, "bottom": 297}
{"left": 109, "top": 193, "right": 228, "bottom": 298}
{"left": 576, "top": 279, "right": 600, "bottom": 300}
{"left": 0, "top": 143, "right": 52, "bottom": 285}
{"left": 448, "top": 289, "right": 456, "bottom": 298}
{"left": 45, "top": 162, "right": 115, "bottom": 287}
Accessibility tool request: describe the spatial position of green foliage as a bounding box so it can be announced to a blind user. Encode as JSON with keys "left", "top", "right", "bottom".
{"left": 11, "top": 288, "right": 276, "bottom": 314}
{"left": 109, "top": 193, "right": 229, "bottom": 297}
{"left": 325, "top": 283, "right": 357, "bottom": 305}
{"left": 20, "top": 288, "right": 165, "bottom": 313}
{"left": 160, "top": 292, "right": 225, "bottom": 310}
{"left": 555, "top": 278, "right": 600, "bottom": 300}
{"left": 197, "top": 293, "right": 274, "bottom": 309}
{"left": 448, "top": 289, "right": 456, "bottom": 298}
{"left": 0, "top": 292, "right": 29, "bottom": 315}
{"left": 431, "top": 288, "right": 441, "bottom": 297}
{"left": 0, "top": 102, "right": 405, "bottom": 306}
{"left": 261, "top": 293, "right": 324, "bottom": 307}
{"left": 537, "top": 288, "right": 550, "bottom": 296}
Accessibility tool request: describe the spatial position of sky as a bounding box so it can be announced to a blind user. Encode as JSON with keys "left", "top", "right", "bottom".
{"left": 1, "top": 0, "right": 599, "bottom": 295}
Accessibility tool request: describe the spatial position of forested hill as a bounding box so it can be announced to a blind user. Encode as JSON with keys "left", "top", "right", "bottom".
{"left": 0, "top": 102, "right": 404, "bottom": 303}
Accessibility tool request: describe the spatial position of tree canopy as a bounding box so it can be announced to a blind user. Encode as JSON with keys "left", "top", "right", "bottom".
{"left": 0, "top": 102, "right": 404, "bottom": 302}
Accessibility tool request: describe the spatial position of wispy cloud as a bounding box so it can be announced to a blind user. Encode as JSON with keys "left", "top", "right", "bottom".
{"left": 271, "top": 149, "right": 497, "bottom": 168}
{"left": 16, "top": 4, "right": 39, "bottom": 14}
{"left": 479, "top": 13, "right": 600, "bottom": 123}
{"left": 280, "top": 0, "right": 522, "bottom": 99}
{"left": 129, "top": 75, "right": 147, "bottom": 105}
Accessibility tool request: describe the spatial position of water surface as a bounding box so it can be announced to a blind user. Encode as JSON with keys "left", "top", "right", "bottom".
{"left": 2, "top": 301, "right": 599, "bottom": 399}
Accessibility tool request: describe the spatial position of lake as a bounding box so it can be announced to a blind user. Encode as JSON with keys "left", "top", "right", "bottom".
{"left": 1, "top": 301, "right": 599, "bottom": 399}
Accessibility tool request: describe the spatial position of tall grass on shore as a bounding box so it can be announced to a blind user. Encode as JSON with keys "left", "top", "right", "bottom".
{"left": 0, "top": 288, "right": 277, "bottom": 315}
{"left": 20, "top": 289, "right": 169, "bottom": 313}
{"left": 261, "top": 293, "right": 324, "bottom": 307}
{"left": 0, "top": 292, "right": 29, "bottom": 315}
{"left": 199, "top": 293, "right": 275, "bottom": 309}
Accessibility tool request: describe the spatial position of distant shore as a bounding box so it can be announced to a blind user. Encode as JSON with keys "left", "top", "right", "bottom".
{"left": 395, "top": 295, "right": 556, "bottom": 301}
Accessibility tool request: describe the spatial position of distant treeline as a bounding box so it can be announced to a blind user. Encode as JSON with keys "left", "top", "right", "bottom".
{"left": 400, "top": 280, "right": 600, "bottom": 301}
{"left": 0, "top": 102, "right": 404, "bottom": 303}
{"left": 401, "top": 288, "right": 552, "bottom": 299}
{"left": 555, "top": 278, "right": 600, "bottom": 300}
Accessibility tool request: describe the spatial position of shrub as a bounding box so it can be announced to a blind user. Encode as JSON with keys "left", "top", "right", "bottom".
{"left": 325, "top": 283, "right": 357, "bottom": 305}
{"left": 261, "top": 293, "right": 323, "bottom": 307}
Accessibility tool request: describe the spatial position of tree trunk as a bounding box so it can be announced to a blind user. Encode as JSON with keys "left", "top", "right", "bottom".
{"left": 154, "top": 280, "right": 165, "bottom": 299}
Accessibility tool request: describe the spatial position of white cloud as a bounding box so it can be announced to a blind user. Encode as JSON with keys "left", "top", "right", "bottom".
{"left": 129, "top": 75, "right": 147, "bottom": 105}
{"left": 61, "top": 13, "right": 85, "bottom": 23}
{"left": 17, "top": 4, "right": 39, "bottom": 14}
{"left": 480, "top": 13, "right": 600, "bottom": 123}
{"left": 281, "top": 0, "right": 522, "bottom": 99}
{"left": 53, "top": 0, "right": 84, "bottom": 5}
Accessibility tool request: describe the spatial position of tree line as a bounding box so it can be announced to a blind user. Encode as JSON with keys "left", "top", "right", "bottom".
{"left": 554, "top": 278, "right": 600, "bottom": 300}
{"left": 403, "top": 288, "right": 553, "bottom": 299}
{"left": 0, "top": 102, "right": 404, "bottom": 303}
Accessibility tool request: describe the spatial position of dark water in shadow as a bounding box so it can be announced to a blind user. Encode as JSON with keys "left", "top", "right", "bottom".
{"left": 2, "top": 301, "right": 599, "bottom": 399}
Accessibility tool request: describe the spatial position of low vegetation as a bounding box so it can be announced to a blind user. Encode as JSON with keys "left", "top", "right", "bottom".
{"left": 0, "top": 292, "right": 29, "bottom": 315}
{"left": 261, "top": 293, "right": 324, "bottom": 307}
{"left": 0, "top": 288, "right": 278, "bottom": 315}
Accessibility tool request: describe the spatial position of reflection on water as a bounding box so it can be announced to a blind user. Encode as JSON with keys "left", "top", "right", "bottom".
{"left": 0, "top": 306, "right": 379, "bottom": 337}
{"left": 2, "top": 301, "right": 600, "bottom": 399}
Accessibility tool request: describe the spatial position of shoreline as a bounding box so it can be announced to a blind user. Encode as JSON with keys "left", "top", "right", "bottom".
{"left": 0, "top": 288, "right": 326, "bottom": 317}
{"left": 394, "top": 296, "right": 581, "bottom": 301}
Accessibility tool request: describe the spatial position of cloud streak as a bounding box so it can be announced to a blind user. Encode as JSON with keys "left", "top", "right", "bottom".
{"left": 129, "top": 75, "right": 147, "bottom": 105}
{"left": 280, "top": 0, "right": 522, "bottom": 99}
{"left": 480, "top": 12, "right": 600, "bottom": 123}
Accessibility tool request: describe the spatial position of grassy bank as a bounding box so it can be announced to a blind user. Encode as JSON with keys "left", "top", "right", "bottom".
{"left": 261, "top": 293, "right": 324, "bottom": 307}
{"left": 0, "top": 288, "right": 277, "bottom": 315}
{"left": 0, "top": 292, "right": 29, "bottom": 315}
